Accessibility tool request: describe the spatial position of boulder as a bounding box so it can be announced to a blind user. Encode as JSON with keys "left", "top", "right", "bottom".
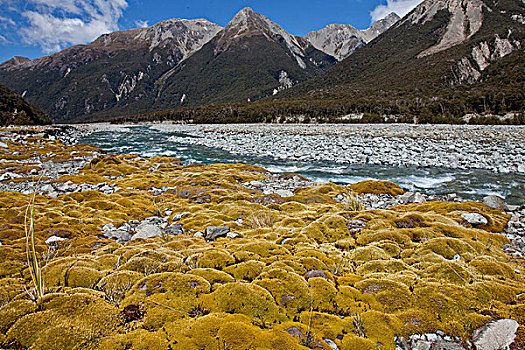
{"left": 461, "top": 213, "right": 488, "bottom": 226}
{"left": 130, "top": 224, "right": 163, "bottom": 240}
{"left": 473, "top": 319, "right": 519, "bottom": 350}
{"left": 205, "top": 226, "right": 230, "bottom": 241}
{"left": 483, "top": 195, "right": 508, "bottom": 211}
{"left": 165, "top": 223, "right": 184, "bottom": 236}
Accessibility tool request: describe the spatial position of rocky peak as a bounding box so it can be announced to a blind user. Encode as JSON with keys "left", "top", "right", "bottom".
{"left": 92, "top": 18, "right": 222, "bottom": 59}
{"left": 366, "top": 13, "right": 401, "bottom": 38}
{"left": 215, "top": 7, "right": 307, "bottom": 68}
{"left": 304, "top": 13, "right": 400, "bottom": 61}
{"left": 0, "top": 56, "right": 32, "bottom": 71}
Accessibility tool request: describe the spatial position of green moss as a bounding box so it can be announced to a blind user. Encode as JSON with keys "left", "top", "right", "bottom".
{"left": 188, "top": 268, "right": 235, "bottom": 290}
{"left": 202, "top": 283, "right": 282, "bottom": 322}
{"left": 224, "top": 260, "right": 266, "bottom": 281}
{"left": 254, "top": 268, "right": 310, "bottom": 314}
{"left": 6, "top": 293, "right": 122, "bottom": 349}
{"left": 98, "top": 329, "right": 169, "bottom": 350}
{"left": 195, "top": 249, "right": 235, "bottom": 270}
{"left": 122, "top": 272, "right": 211, "bottom": 329}
{"left": 350, "top": 180, "right": 404, "bottom": 196}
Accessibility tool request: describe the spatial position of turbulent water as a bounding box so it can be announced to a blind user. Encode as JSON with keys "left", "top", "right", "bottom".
{"left": 78, "top": 124, "right": 525, "bottom": 205}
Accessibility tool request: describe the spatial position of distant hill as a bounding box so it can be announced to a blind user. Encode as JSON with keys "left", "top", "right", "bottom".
{"left": 0, "top": 84, "right": 50, "bottom": 126}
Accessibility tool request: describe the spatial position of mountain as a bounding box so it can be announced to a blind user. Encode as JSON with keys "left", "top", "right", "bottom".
{"left": 304, "top": 13, "right": 400, "bottom": 61}
{"left": 0, "top": 84, "right": 50, "bottom": 126}
{"left": 0, "top": 8, "right": 335, "bottom": 122}
{"left": 283, "top": 0, "right": 524, "bottom": 98}
{"left": 0, "top": 18, "right": 222, "bottom": 123}
{"left": 140, "top": 7, "right": 336, "bottom": 113}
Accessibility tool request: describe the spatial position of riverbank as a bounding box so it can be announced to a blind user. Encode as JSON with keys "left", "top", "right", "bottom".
{"left": 0, "top": 126, "right": 523, "bottom": 350}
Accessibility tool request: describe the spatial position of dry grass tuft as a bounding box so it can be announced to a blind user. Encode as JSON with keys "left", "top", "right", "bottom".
{"left": 246, "top": 211, "right": 275, "bottom": 228}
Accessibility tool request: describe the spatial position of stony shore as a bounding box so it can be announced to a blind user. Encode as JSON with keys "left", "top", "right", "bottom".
{"left": 147, "top": 123, "right": 525, "bottom": 174}
{"left": 0, "top": 125, "right": 524, "bottom": 350}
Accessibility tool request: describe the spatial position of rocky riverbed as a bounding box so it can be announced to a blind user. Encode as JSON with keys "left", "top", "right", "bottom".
{"left": 0, "top": 125, "right": 524, "bottom": 350}
{"left": 153, "top": 124, "right": 525, "bottom": 174}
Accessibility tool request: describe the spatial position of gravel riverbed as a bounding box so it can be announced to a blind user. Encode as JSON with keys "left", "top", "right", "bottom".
{"left": 149, "top": 123, "right": 525, "bottom": 173}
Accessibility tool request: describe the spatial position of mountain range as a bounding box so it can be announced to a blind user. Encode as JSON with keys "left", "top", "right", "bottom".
{"left": 0, "top": 0, "right": 523, "bottom": 124}
{"left": 0, "top": 7, "right": 397, "bottom": 123}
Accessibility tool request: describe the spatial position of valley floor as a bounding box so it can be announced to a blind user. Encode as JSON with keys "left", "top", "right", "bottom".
{"left": 0, "top": 126, "right": 523, "bottom": 350}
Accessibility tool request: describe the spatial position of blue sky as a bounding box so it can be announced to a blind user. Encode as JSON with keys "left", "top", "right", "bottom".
{"left": 0, "top": 0, "right": 423, "bottom": 63}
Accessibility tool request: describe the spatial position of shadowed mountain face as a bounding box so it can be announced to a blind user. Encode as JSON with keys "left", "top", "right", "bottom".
{"left": 0, "top": 18, "right": 222, "bottom": 123}
{"left": 0, "top": 84, "right": 50, "bottom": 126}
{"left": 282, "top": 0, "right": 524, "bottom": 99}
{"left": 0, "top": 8, "right": 335, "bottom": 123}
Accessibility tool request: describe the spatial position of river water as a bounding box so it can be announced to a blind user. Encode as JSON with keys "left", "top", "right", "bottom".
{"left": 78, "top": 124, "right": 525, "bottom": 205}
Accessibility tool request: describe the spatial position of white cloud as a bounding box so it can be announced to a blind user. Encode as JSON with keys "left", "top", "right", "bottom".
{"left": 4, "top": 0, "right": 128, "bottom": 53}
{"left": 370, "top": 0, "right": 424, "bottom": 23}
{"left": 135, "top": 19, "right": 149, "bottom": 28}
{"left": 0, "top": 33, "right": 8, "bottom": 44}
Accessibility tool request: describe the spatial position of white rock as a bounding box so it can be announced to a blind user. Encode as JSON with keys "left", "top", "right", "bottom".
{"left": 194, "top": 231, "right": 204, "bottom": 238}
{"left": 517, "top": 164, "right": 525, "bottom": 173}
{"left": 275, "top": 189, "right": 294, "bottom": 198}
{"left": 226, "top": 232, "right": 239, "bottom": 239}
{"left": 45, "top": 236, "right": 69, "bottom": 245}
{"left": 461, "top": 213, "right": 488, "bottom": 225}
{"left": 473, "top": 319, "right": 519, "bottom": 350}
{"left": 0, "top": 142, "right": 8, "bottom": 148}
{"left": 131, "top": 223, "right": 163, "bottom": 240}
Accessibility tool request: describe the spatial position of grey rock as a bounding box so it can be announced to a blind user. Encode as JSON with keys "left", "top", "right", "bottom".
{"left": 483, "top": 195, "right": 508, "bottom": 211}
{"left": 102, "top": 223, "right": 116, "bottom": 232}
{"left": 473, "top": 319, "right": 519, "bottom": 350}
{"left": 104, "top": 230, "right": 132, "bottom": 243}
{"left": 131, "top": 223, "right": 163, "bottom": 240}
{"left": 194, "top": 231, "right": 204, "bottom": 238}
{"left": 205, "top": 226, "right": 230, "bottom": 241}
{"left": 461, "top": 213, "right": 488, "bottom": 225}
{"left": 166, "top": 223, "right": 184, "bottom": 236}
{"left": 305, "top": 270, "right": 327, "bottom": 279}
{"left": 518, "top": 164, "right": 525, "bottom": 173}
{"left": 45, "top": 235, "right": 69, "bottom": 245}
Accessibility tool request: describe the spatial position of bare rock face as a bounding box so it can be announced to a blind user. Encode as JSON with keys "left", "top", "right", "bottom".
{"left": 407, "top": 0, "right": 487, "bottom": 57}
{"left": 472, "top": 319, "right": 519, "bottom": 350}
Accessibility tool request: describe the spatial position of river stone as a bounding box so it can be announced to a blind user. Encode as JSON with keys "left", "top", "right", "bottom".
{"left": 166, "top": 223, "right": 184, "bottom": 236}
{"left": 461, "top": 213, "right": 488, "bottom": 225}
{"left": 205, "top": 226, "right": 230, "bottom": 241}
{"left": 473, "top": 319, "right": 519, "bottom": 350}
{"left": 104, "top": 230, "right": 132, "bottom": 243}
{"left": 483, "top": 195, "right": 508, "bottom": 211}
{"left": 131, "top": 223, "right": 163, "bottom": 240}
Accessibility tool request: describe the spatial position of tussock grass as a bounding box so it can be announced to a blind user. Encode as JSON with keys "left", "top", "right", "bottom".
{"left": 24, "top": 190, "right": 44, "bottom": 300}
{"left": 247, "top": 211, "right": 275, "bottom": 228}
{"left": 345, "top": 193, "right": 366, "bottom": 212}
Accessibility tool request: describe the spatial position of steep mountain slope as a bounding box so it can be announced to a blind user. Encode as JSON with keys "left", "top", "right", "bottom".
{"left": 0, "top": 84, "right": 50, "bottom": 125}
{"left": 283, "top": 0, "right": 524, "bottom": 98}
{"left": 149, "top": 8, "right": 337, "bottom": 110}
{"left": 304, "top": 13, "right": 400, "bottom": 61}
{"left": 0, "top": 19, "right": 222, "bottom": 123}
